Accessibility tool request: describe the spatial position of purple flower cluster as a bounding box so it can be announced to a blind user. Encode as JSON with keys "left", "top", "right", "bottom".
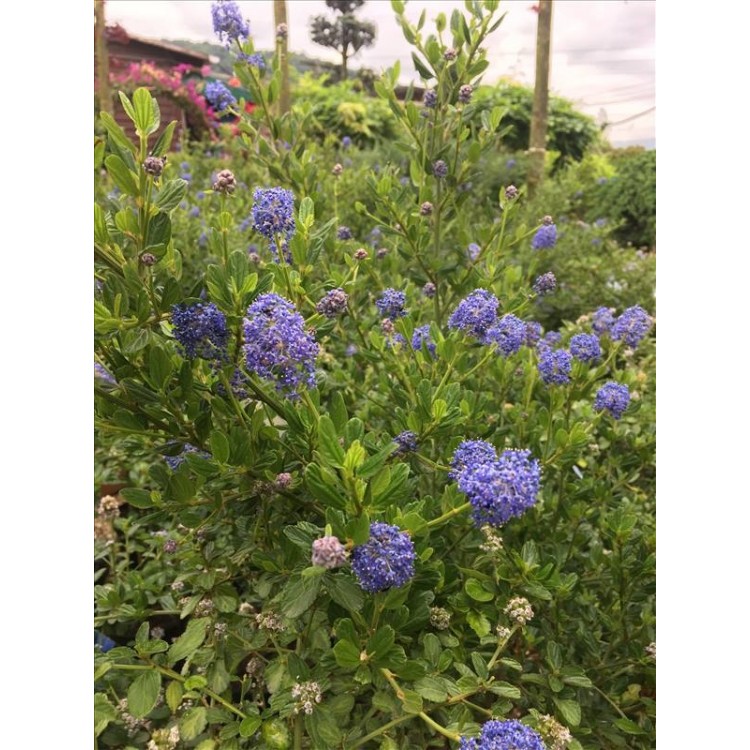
{"left": 531, "top": 223, "right": 557, "bottom": 250}
{"left": 458, "top": 84, "right": 473, "bottom": 104}
{"left": 423, "top": 89, "right": 437, "bottom": 108}
{"left": 337, "top": 226, "right": 353, "bottom": 241}
{"left": 452, "top": 442, "right": 541, "bottom": 528}
{"left": 252, "top": 187, "right": 295, "bottom": 262}
{"left": 523, "top": 321, "right": 543, "bottom": 347}
{"left": 467, "top": 242, "right": 481, "bottom": 261}
{"left": 316, "top": 288, "right": 349, "bottom": 318}
{"left": 165, "top": 444, "right": 211, "bottom": 471}
{"left": 376, "top": 289, "right": 407, "bottom": 319}
{"left": 351, "top": 522, "right": 416, "bottom": 593}
{"left": 569, "top": 333, "right": 601, "bottom": 363}
{"left": 611, "top": 305, "right": 652, "bottom": 348}
{"left": 94, "top": 362, "right": 117, "bottom": 386}
{"left": 242, "top": 293, "right": 318, "bottom": 396}
{"left": 459, "top": 720, "right": 546, "bottom": 750}
{"left": 433, "top": 160, "right": 448, "bottom": 179}
{"left": 239, "top": 52, "right": 266, "bottom": 69}
{"left": 532, "top": 272, "right": 557, "bottom": 295}
{"left": 171, "top": 302, "right": 229, "bottom": 361}
{"left": 486, "top": 314, "right": 526, "bottom": 357}
{"left": 594, "top": 381, "right": 630, "bottom": 419}
{"left": 393, "top": 430, "right": 418, "bottom": 454}
{"left": 311, "top": 536, "right": 347, "bottom": 569}
{"left": 592, "top": 306, "right": 616, "bottom": 336}
{"left": 211, "top": 0, "right": 250, "bottom": 45}
{"left": 411, "top": 325, "right": 436, "bottom": 357}
{"left": 448, "top": 289, "right": 500, "bottom": 340}
{"left": 538, "top": 347, "right": 572, "bottom": 385}
{"left": 204, "top": 80, "right": 236, "bottom": 111}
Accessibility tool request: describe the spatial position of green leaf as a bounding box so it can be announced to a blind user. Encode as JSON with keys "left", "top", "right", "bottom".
{"left": 347, "top": 512, "right": 370, "bottom": 545}
{"left": 465, "top": 578, "right": 494, "bottom": 602}
{"left": 414, "top": 676, "right": 448, "bottom": 703}
{"left": 411, "top": 52, "right": 434, "bottom": 80}
{"left": 120, "top": 488, "right": 153, "bottom": 509}
{"left": 146, "top": 211, "right": 172, "bottom": 249}
{"left": 305, "top": 463, "right": 346, "bottom": 509}
{"left": 118, "top": 91, "right": 137, "bottom": 125}
{"left": 466, "top": 610, "right": 491, "bottom": 638}
{"left": 133, "top": 87, "right": 160, "bottom": 137}
{"left": 333, "top": 639, "right": 361, "bottom": 669}
{"left": 546, "top": 641, "right": 563, "bottom": 671}
{"left": 151, "top": 120, "right": 177, "bottom": 157}
{"left": 239, "top": 715, "right": 262, "bottom": 737}
{"left": 168, "top": 618, "right": 209, "bottom": 665}
{"left": 209, "top": 430, "right": 230, "bottom": 464}
{"left": 298, "top": 196, "right": 315, "bottom": 230}
{"left": 367, "top": 626, "right": 395, "bottom": 663}
{"left": 562, "top": 674, "right": 593, "bottom": 688}
{"left": 100, "top": 111, "right": 137, "bottom": 155}
{"left": 305, "top": 706, "right": 342, "bottom": 746}
{"left": 357, "top": 442, "right": 395, "bottom": 479}
{"left": 105, "top": 154, "right": 139, "bottom": 197}
{"left": 166, "top": 681, "right": 183, "bottom": 712}
{"left": 149, "top": 346, "right": 174, "bottom": 390}
{"left": 487, "top": 681, "right": 521, "bottom": 699}
{"left": 343, "top": 440, "right": 367, "bottom": 474}
{"left": 127, "top": 670, "right": 161, "bottom": 718}
{"left": 318, "top": 415, "right": 345, "bottom": 468}
{"left": 400, "top": 688, "right": 423, "bottom": 714}
{"left": 155, "top": 179, "right": 188, "bottom": 213}
{"left": 553, "top": 698, "right": 581, "bottom": 727}
{"left": 327, "top": 575, "right": 365, "bottom": 612}
{"left": 279, "top": 574, "right": 321, "bottom": 619}
{"left": 471, "top": 652, "right": 489, "bottom": 680}
{"left": 613, "top": 718, "right": 646, "bottom": 735}
{"left": 180, "top": 706, "right": 208, "bottom": 741}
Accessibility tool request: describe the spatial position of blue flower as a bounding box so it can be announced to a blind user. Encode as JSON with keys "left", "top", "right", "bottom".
{"left": 457, "top": 449, "right": 541, "bottom": 527}
{"left": 239, "top": 52, "right": 266, "bottom": 69}
{"left": 351, "top": 522, "right": 416, "bottom": 593}
{"left": 252, "top": 187, "right": 296, "bottom": 263}
{"left": 337, "top": 226, "right": 353, "bottom": 241}
{"left": 592, "top": 306, "right": 616, "bottom": 336}
{"left": 448, "top": 289, "right": 500, "bottom": 340}
{"left": 316, "top": 288, "right": 349, "bottom": 318}
{"left": 523, "top": 321, "right": 543, "bottom": 347}
{"left": 459, "top": 719, "right": 546, "bottom": 750}
{"left": 432, "top": 160, "right": 448, "bottom": 179}
{"left": 242, "top": 293, "right": 319, "bottom": 396}
{"left": 449, "top": 439, "right": 498, "bottom": 480}
{"left": 411, "top": 325, "right": 436, "bottom": 357}
{"left": 393, "top": 430, "right": 418, "bottom": 454}
{"left": 211, "top": 0, "right": 250, "bottom": 45}
{"left": 594, "top": 381, "right": 630, "bottom": 419}
{"left": 569, "top": 333, "right": 601, "bottom": 363}
{"left": 467, "top": 242, "right": 481, "bottom": 261}
{"left": 611, "top": 305, "right": 652, "bottom": 348}
{"left": 532, "top": 272, "right": 557, "bottom": 295}
{"left": 485, "top": 314, "right": 526, "bottom": 357}
{"left": 165, "top": 443, "right": 211, "bottom": 470}
{"left": 538, "top": 348, "right": 572, "bottom": 385}
{"left": 341, "top": 136, "right": 352, "bottom": 149}
{"left": 204, "top": 80, "right": 237, "bottom": 111}
{"left": 423, "top": 89, "right": 437, "bottom": 108}
{"left": 376, "top": 289, "right": 407, "bottom": 319}
{"left": 94, "top": 362, "right": 117, "bottom": 386}
{"left": 171, "top": 302, "right": 229, "bottom": 361}
{"left": 531, "top": 223, "right": 557, "bottom": 250}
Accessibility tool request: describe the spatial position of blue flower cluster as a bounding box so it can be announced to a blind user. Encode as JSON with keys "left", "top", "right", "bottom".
{"left": 532, "top": 272, "right": 557, "bottom": 295}
{"left": 171, "top": 302, "right": 229, "bottom": 361}
{"left": 594, "top": 381, "right": 630, "bottom": 419}
{"left": 411, "top": 325, "right": 436, "bottom": 357}
{"left": 165, "top": 444, "right": 211, "bottom": 471}
{"left": 376, "top": 289, "right": 408, "bottom": 319}
{"left": 316, "top": 288, "right": 349, "bottom": 318}
{"left": 211, "top": 0, "right": 250, "bottom": 45}
{"left": 393, "top": 430, "right": 418, "bottom": 454}
{"left": 486, "top": 314, "right": 527, "bottom": 357}
{"left": 239, "top": 52, "right": 265, "bottom": 69}
{"left": 459, "top": 720, "right": 546, "bottom": 750}
{"left": 448, "top": 289, "right": 500, "bottom": 341}
{"left": 433, "top": 160, "right": 448, "bottom": 179}
{"left": 252, "top": 187, "right": 296, "bottom": 263}
{"left": 94, "top": 362, "right": 117, "bottom": 386}
{"left": 523, "top": 321, "right": 543, "bottom": 347}
{"left": 424, "top": 89, "right": 437, "bottom": 108}
{"left": 455, "top": 446, "right": 542, "bottom": 527}
{"left": 204, "top": 80, "right": 236, "bottom": 112}
{"left": 467, "top": 242, "right": 481, "bottom": 261}
{"left": 337, "top": 226, "right": 353, "bottom": 241}
{"left": 611, "top": 305, "right": 652, "bottom": 348}
{"left": 531, "top": 222, "right": 557, "bottom": 250}
{"left": 592, "top": 306, "right": 616, "bottom": 336}
{"left": 538, "top": 347, "right": 572, "bottom": 385}
{"left": 351, "top": 522, "right": 416, "bottom": 593}
{"left": 449, "top": 439, "right": 498, "bottom": 480}
{"left": 242, "top": 293, "right": 319, "bottom": 396}
{"left": 569, "top": 333, "right": 601, "bottom": 363}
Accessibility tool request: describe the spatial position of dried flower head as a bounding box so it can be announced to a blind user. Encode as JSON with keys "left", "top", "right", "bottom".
{"left": 504, "top": 596, "right": 534, "bottom": 625}
{"left": 194, "top": 598, "right": 215, "bottom": 617}
{"left": 212, "top": 168, "right": 237, "bottom": 194}
{"left": 143, "top": 156, "right": 166, "bottom": 178}
{"left": 276, "top": 22, "right": 288, "bottom": 38}
{"left": 354, "top": 248, "right": 368, "bottom": 260}
{"left": 479, "top": 525, "right": 504, "bottom": 553}
{"left": 332, "top": 163, "right": 343, "bottom": 176}
{"left": 255, "top": 611, "right": 285, "bottom": 632}
{"left": 311, "top": 536, "right": 348, "bottom": 569}
{"left": 291, "top": 681, "right": 323, "bottom": 715}
{"left": 537, "top": 715, "right": 573, "bottom": 750}
{"left": 458, "top": 84, "right": 473, "bottom": 103}
{"left": 505, "top": 184, "right": 519, "bottom": 200}
{"left": 429, "top": 606, "right": 452, "bottom": 630}
{"left": 420, "top": 201, "right": 434, "bottom": 216}
{"left": 98, "top": 495, "right": 120, "bottom": 519}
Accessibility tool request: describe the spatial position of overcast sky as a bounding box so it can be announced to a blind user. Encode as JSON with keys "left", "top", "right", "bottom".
{"left": 105, "top": 0, "right": 655, "bottom": 147}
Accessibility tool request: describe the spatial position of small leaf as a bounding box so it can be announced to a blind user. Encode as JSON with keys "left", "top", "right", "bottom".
{"left": 554, "top": 697, "right": 581, "bottom": 727}
{"left": 120, "top": 488, "right": 153, "bottom": 509}
{"left": 105, "top": 155, "right": 139, "bottom": 197}
{"left": 239, "top": 715, "right": 262, "bottom": 737}
{"left": 465, "top": 578, "right": 495, "bottom": 602}
{"left": 168, "top": 618, "right": 209, "bottom": 665}
{"left": 333, "top": 639, "right": 361, "bottom": 669}
{"left": 155, "top": 179, "right": 188, "bottom": 213}
{"left": 166, "top": 681, "right": 183, "bottom": 713}
{"left": 127, "top": 670, "right": 161, "bottom": 718}
{"left": 180, "top": 706, "right": 208, "bottom": 741}
{"left": 318, "top": 415, "right": 345, "bottom": 468}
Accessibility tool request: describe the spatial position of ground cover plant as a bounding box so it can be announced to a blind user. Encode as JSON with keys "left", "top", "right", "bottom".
{"left": 94, "top": 2, "right": 655, "bottom": 748}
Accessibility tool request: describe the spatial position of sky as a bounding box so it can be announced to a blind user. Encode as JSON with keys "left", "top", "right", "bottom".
{"left": 104, "top": 0, "right": 656, "bottom": 147}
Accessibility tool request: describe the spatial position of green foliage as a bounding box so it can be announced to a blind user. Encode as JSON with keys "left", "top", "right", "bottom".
{"left": 95, "top": 6, "right": 655, "bottom": 749}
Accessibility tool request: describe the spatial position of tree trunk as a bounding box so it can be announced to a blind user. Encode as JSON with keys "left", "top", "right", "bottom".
{"left": 341, "top": 43, "right": 348, "bottom": 81}
{"left": 273, "top": 0, "right": 290, "bottom": 115}
{"left": 528, "top": 0, "right": 553, "bottom": 195}
{"left": 94, "top": 0, "right": 112, "bottom": 116}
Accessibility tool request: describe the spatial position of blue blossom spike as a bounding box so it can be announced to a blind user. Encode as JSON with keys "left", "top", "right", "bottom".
{"left": 171, "top": 302, "right": 229, "bottom": 361}
{"left": 242, "top": 293, "right": 319, "bottom": 396}
{"left": 252, "top": 187, "right": 296, "bottom": 263}
{"left": 351, "top": 522, "right": 416, "bottom": 593}
{"left": 448, "top": 289, "right": 500, "bottom": 340}
{"left": 611, "top": 305, "right": 653, "bottom": 348}
{"left": 592, "top": 306, "right": 616, "bottom": 336}
{"left": 393, "top": 430, "right": 418, "bottom": 455}
{"left": 594, "top": 381, "right": 630, "bottom": 419}
{"left": 485, "top": 314, "right": 526, "bottom": 357}
{"left": 375, "top": 289, "right": 407, "bottom": 319}
{"left": 538, "top": 348, "right": 572, "bottom": 385}
{"left": 204, "top": 80, "right": 236, "bottom": 111}
{"left": 449, "top": 439, "right": 498, "bottom": 480}
{"left": 459, "top": 719, "right": 546, "bottom": 750}
{"left": 457, "top": 449, "right": 541, "bottom": 527}
{"left": 165, "top": 444, "right": 210, "bottom": 471}
{"left": 569, "top": 333, "right": 602, "bottom": 363}
{"left": 211, "top": 0, "right": 250, "bottom": 45}
{"left": 531, "top": 221, "right": 557, "bottom": 250}
{"left": 532, "top": 272, "right": 557, "bottom": 295}
{"left": 523, "top": 321, "right": 543, "bottom": 347}
{"left": 411, "top": 325, "right": 436, "bottom": 357}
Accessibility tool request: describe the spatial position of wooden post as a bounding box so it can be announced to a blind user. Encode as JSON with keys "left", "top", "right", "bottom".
{"left": 274, "top": 0, "right": 291, "bottom": 115}
{"left": 94, "top": 0, "right": 112, "bottom": 116}
{"left": 528, "top": 0, "right": 553, "bottom": 195}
